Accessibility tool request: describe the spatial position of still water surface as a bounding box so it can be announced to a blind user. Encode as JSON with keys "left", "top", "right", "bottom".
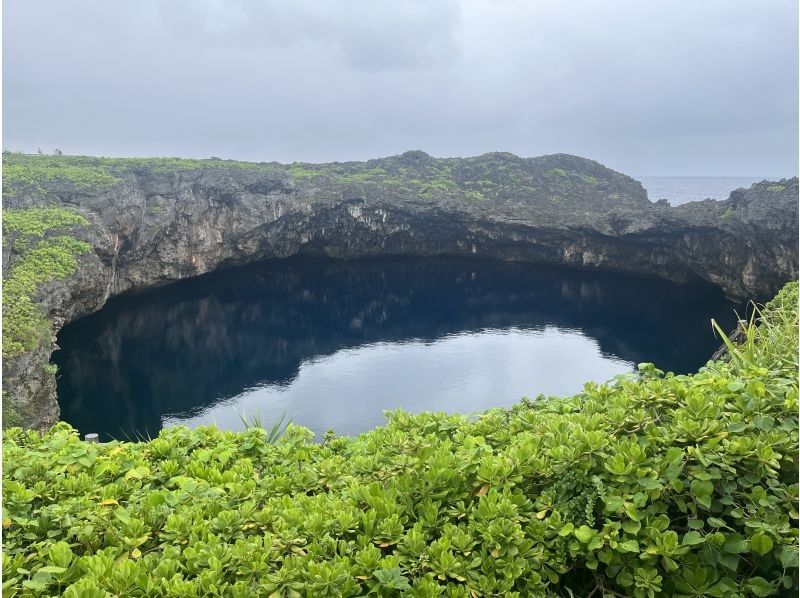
{"left": 54, "top": 258, "right": 740, "bottom": 440}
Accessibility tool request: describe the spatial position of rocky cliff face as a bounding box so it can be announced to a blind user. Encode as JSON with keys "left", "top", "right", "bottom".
{"left": 2, "top": 151, "right": 798, "bottom": 429}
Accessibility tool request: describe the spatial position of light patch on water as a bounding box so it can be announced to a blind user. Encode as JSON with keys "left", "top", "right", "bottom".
{"left": 163, "top": 326, "right": 633, "bottom": 437}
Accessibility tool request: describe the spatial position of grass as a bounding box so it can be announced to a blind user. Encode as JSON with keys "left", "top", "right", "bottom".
{"left": 236, "top": 410, "right": 292, "bottom": 444}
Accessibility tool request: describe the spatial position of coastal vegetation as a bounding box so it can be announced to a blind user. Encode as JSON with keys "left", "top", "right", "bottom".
{"left": 2, "top": 151, "right": 629, "bottom": 203}
{"left": 2, "top": 281, "right": 797, "bottom": 596}
{"left": 2, "top": 207, "right": 91, "bottom": 359}
{"left": 2, "top": 206, "right": 91, "bottom": 429}
{"left": 1, "top": 153, "right": 280, "bottom": 195}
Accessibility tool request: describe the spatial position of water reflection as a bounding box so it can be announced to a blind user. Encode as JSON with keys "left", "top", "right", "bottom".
{"left": 54, "top": 257, "right": 740, "bottom": 439}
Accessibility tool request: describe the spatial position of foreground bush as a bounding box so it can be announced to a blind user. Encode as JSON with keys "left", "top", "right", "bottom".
{"left": 3, "top": 283, "right": 798, "bottom": 597}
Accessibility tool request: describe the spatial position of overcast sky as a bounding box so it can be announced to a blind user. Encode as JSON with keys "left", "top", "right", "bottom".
{"left": 3, "top": 0, "right": 798, "bottom": 176}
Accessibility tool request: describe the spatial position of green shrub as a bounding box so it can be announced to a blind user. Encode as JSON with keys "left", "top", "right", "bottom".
{"left": 2, "top": 155, "right": 122, "bottom": 194}
{"left": 1, "top": 153, "right": 283, "bottom": 196}
{"left": 2, "top": 208, "right": 91, "bottom": 357}
{"left": 3, "top": 207, "right": 89, "bottom": 237}
{"left": 2, "top": 393, "right": 22, "bottom": 430}
{"left": 3, "top": 152, "right": 615, "bottom": 205}
{"left": 2, "top": 282, "right": 798, "bottom": 596}
{"left": 287, "top": 165, "right": 320, "bottom": 181}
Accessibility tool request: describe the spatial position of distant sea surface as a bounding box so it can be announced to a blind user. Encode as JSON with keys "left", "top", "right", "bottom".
{"left": 637, "top": 176, "right": 775, "bottom": 205}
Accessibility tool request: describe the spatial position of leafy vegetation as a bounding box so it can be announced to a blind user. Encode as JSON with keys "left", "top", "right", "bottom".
{"left": 1, "top": 153, "right": 284, "bottom": 196}
{"left": 2, "top": 208, "right": 91, "bottom": 358}
{"left": 2, "top": 393, "right": 22, "bottom": 430}
{"left": 284, "top": 154, "right": 535, "bottom": 201}
{"left": 546, "top": 168, "right": 600, "bottom": 189}
{"left": 3, "top": 155, "right": 122, "bottom": 194}
{"left": 2, "top": 282, "right": 797, "bottom": 596}
{"left": 3, "top": 207, "right": 89, "bottom": 237}
{"left": 2, "top": 151, "right": 622, "bottom": 204}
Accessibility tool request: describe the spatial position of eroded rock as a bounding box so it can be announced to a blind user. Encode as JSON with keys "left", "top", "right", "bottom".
{"left": 2, "top": 152, "right": 797, "bottom": 429}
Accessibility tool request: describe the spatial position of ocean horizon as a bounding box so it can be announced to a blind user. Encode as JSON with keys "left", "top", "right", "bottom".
{"left": 637, "top": 175, "right": 793, "bottom": 205}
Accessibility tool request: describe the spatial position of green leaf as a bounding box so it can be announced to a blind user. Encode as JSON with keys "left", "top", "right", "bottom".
{"left": 665, "top": 447, "right": 684, "bottom": 463}
{"left": 558, "top": 523, "right": 574, "bottom": 536}
{"left": 373, "top": 567, "right": 411, "bottom": 591}
{"left": 707, "top": 517, "right": 726, "bottom": 528}
{"left": 587, "top": 536, "right": 604, "bottom": 551}
{"left": 638, "top": 477, "right": 661, "bottom": 490}
{"left": 723, "top": 534, "right": 749, "bottom": 554}
{"left": 622, "top": 520, "right": 641, "bottom": 535}
{"left": 618, "top": 539, "right": 639, "bottom": 553}
{"left": 780, "top": 545, "right": 799, "bottom": 568}
{"left": 125, "top": 466, "right": 151, "bottom": 481}
{"left": 709, "top": 577, "right": 739, "bottom": 596}
{"left": 616, "top": 570, "right": 634, "bottom": 587}
{"left": 662, "top": 556, "right": 679, "bottom": 572}
{"left": 753, "top": 416, "right": 774, "bottom": 432}
{"left": 690, "top": 479, "right": 714, "bottom": 509}
{"left": 47, "top": 541, "right": 73, "bottom": 568}
{"left": 718, "top": 553, "right": 739, "bottom": 572}
{"left": 604, "top": 495, "right": 625, "bottom": 513}
{"left": 145, "top": 492, "right": 166, "bottom": 508}
{"left": 682, "top": 531, "right": 704, "bottom": 546}
{"left": 574, "top": 525, "right": 595, "bottom": 544}
{"left": 750, "top": 534, "right": 773, "bottom": 556}
{"left": 746, "top": 576, "right": 776, "bottom": 597}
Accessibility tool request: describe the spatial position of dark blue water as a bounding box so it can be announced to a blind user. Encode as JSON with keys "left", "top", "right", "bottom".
{"left": 54, "top": 257, "right": 740, "bottom": 440}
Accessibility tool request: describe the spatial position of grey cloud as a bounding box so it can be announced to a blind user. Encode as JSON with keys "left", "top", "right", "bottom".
{"left": 3, "top": 0, "right": 797, "bottom": 176}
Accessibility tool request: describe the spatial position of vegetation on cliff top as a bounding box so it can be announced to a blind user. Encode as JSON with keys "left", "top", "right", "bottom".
{"left": 2, "top": 151, "right": 642, "bottom": 204}
{"left": 1, "top": 153, "right": 283, "bottom": 195}
{"left": 2, "top": 207, "right": 91, "bottom": 360}
{"left": 2, "top": 282, "right": 797, "bottom": 596}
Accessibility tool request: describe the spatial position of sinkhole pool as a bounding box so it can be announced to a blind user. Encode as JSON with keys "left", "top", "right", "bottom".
{"left": 53, "top": 257, "right": 741, "bottom": 440}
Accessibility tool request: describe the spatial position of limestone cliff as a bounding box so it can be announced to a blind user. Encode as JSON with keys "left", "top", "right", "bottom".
{"left": 2, "top": 151, "right": 798, "bottom": 429}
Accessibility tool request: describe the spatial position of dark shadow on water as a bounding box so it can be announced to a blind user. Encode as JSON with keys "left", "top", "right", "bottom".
{"left": 54, "top": 257, "right": 742, "bottom": 440}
